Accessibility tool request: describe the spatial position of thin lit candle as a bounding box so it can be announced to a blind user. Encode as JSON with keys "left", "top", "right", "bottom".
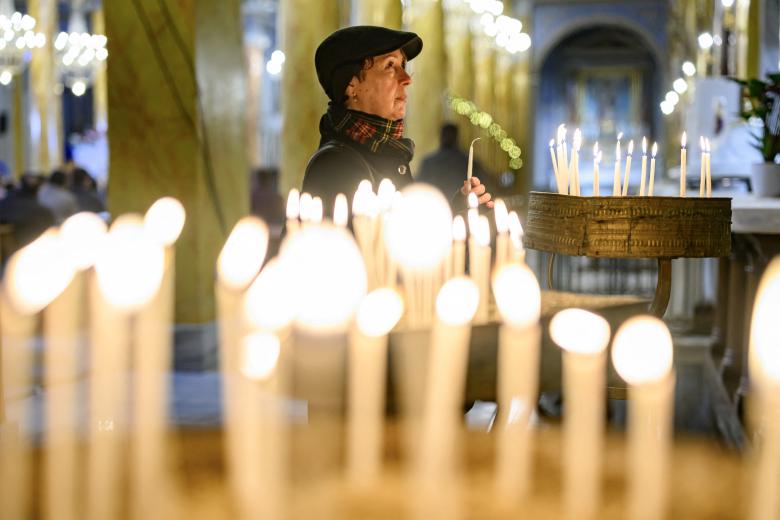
{"left": 549, "top": 138, "right": 561, "bottom": 193}
{"left": 622, "top": 139, "right": 634, "bottom": 196}
{"left": 473, "top": 215, "right": 492, "bottom": 324}
{"left": 613, "top": 132, "right": 623, "bottom": 196}
{"left": 705, "top": 138, "right": 712, "bottom": 197}
{"left": 507, "top": 211, "right": 525, "bottom": 263}
{"left": 612, "top": 316, "right": 675, "bottom": 520}
{"left": 561, "top": 126, "right": 570, "bottom": 195}
{"left": 334, "top": 193, "right": 348, "bottom": 227}
{"left": 639, "top": 137, "right": 648, "bottom": 196}
{"left": 680, "top": 132, "right": 687, "bottom": 197}
{"left": 451, "top": 215, "right": 466, "bottom": 278}
{"left": 699, "top": 136, "right": 706, "bottom": 197}
{"left": 286, "top": 189, "right": 300, "bottom": 234}
{"left": 492, "top": 264, "right": 541, "bottom": 502}
{"left": 493, "top": 199, "right": 509, "bottom": 273}
{"left": 649, "top": 142, "right": 658, "bottom": 196}
{"left": 572, "top": 128, "right": 582, "bottom": 196}
{"left": 550, "top": 308, "right": 611, "bottom": 520}
{"left": 593, "top": 142, "right": 600, "bottom": 196}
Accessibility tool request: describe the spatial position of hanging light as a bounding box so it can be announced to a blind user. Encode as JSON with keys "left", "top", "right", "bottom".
{"left": 0, "top": 0, "right": 46, "bottom": 85}
{"left": 54, "top": 5, "right": 107, "bottom": 95}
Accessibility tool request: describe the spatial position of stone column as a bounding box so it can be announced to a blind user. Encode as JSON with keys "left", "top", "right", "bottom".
{"left": 444, "top": 2, "right": 475, "bottom": 151}
{"left": 406, "top": 0, "right": 445, "bottom": 172}
{"left": 278, "top": 0, "right": 339, "bottom": 195}
{"left": 28, "top": 0, "right": 61, "bottom": 171}
{"left": 509, "top": 5, "right": 532, "bottom": 195}
{"left": 92, "top": 8, "right": 108, "bottom": 132}
{"left": 105, "top": 0, "right": 248, "bottom": 324}
{"left": 355, "top": 0, "right": 402, "bottom": 28}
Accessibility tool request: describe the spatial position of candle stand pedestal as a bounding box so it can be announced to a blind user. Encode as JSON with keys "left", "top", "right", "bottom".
{"left": 523, "top": 192, "right": 732, "bottom": 317}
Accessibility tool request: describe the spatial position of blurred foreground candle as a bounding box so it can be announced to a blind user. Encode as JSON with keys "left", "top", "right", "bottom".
{"left": 508, "top": 212, "right": 525, "bottom": 263}
{"left": 622, "top": 139, "right": 634, "bottom": 196}
{"left": 613, "top": 133, "right": 623, "bottom": 196}
{"left": 494, "top": 199, "right": 509, "bottom": 272}
{"left": 492, "top": 264, "right": 541, "bottom": 502}
{"left": 467, "top": 137, "right": 480, "bottom": 181}
{"left": 550, "top": 309, "right": 611, "bottom": 520}
{"left": 286, "top": 189, "right": 300, "bottom": 234}
{"left": 333, "top": 193, "right": 348, "bottom": 227}
{"left": 705, "top": 138, "right": 712, "bottom": 197}
{"left": 649, "top": 142, "right": 658, "bottom": 196}
{"left": 385, "top": 184, "right": 452, "bottom": 329}
{"left": 699, "top": 137, "right": 706, "bottom": 197}
{"left": 558, "top": 125, "right": 569, "bottom": 194}
{"left": 419, "top": 277, "right": 478, "bottom": 482}
{"left": 348, "top": 288, "right": 404, "bottom": 486}
{"left": 612, "top": 316, "right": 675, "bottom": 520}
{"left": 593, "top": 142, "right": 600, "bottom": 196}
{"left": 452, "top": 215, "right": 466, "bottom": 278}
{"left": 473, "top": 215, "right": 492, "bottom": 323}
{"left": 748, "top": 256, "right": 780, "bottom": 520}
{"left": 639, "top": 138, "right": 648, "bottom": 196}
{"left": 1, "top": 231, "right": 74, "bottom": 520}
{"left": 680, "top": 132, "right": 687, "bottom": 197}
{"left": 91, "top": 216, "right": 165, "bottom": 520}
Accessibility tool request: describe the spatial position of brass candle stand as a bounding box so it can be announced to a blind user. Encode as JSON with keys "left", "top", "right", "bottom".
{"left": 523, "top": 192, "right": 732, "bottom": 317}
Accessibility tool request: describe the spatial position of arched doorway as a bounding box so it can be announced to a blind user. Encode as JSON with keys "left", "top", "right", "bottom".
{"left": 532, "top": 25, "right": 662, "bottom": 192}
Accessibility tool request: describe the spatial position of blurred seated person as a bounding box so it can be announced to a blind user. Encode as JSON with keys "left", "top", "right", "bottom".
{"left": 417, "top": 123, "right": 492, "bottom": 206}
{"left": 38, "top": 170, "right": 78, "bottom": 224}
{"left": 0, "top": 173, "right": 55, "bottom": 251}
{"left": 250, "top": 167, "right": 285, "bottom": 227}
{"left": 70, "top": 167, "right": 105, "bottom": 213}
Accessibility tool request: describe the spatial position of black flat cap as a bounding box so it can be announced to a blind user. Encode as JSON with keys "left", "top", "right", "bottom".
{"left": 315, "top": 25, "right": 423, "bottom": 102}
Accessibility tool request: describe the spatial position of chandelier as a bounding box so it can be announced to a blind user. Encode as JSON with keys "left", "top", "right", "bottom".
{"left": 0, "top": 0, "right": 46, "bottom": 86}
{"left": 54, "top": 7, "right": 107, "bottom": 96}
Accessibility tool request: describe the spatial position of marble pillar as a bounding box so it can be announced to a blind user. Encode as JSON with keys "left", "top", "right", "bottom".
{"left": 444, "top": 4, "right": 475, "bottom": 152}
{"left": 355, "top": 0, "right": 402, "bottom": 28}
{"left": 278, "top": 0, "right": 339, "bottom": 195}
{"left": 92, "top": 9, "right": 108, "bottom": 132}
{"left": 28, "top": 0, "right": 61, "bottom": 172}
{"left": 406, "top": 0, "right": 445, "bottom": 172}
{"left": 105, "top": 0, "right": 248, "bottom": 323}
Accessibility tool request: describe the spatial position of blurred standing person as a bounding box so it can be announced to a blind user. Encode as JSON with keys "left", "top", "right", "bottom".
{"left": 38, "top": 170, "right": 78, "bottom": 224}
{"left": 0, "top": 173, "right": 55, "bottom": 253}
{"left": 70, "top": 167, "right": 105, "bottom": 213}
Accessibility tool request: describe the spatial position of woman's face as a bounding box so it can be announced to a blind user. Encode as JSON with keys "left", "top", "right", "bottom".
{"left": 345, "top": 49, "right": 412, "bottom": 121}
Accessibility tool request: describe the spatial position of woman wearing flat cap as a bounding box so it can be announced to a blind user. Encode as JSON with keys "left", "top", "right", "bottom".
{"left": 302, "top": 25, "right": 493, "bottom": 213}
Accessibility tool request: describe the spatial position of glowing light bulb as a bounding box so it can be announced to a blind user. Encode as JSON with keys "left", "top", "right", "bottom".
{"left": 612, "top": 316, "right": 673, "bottom": 384}
{"left": 60, "top": 212, "right": 107, "bottom": 270}
{"left": 435, "top": 277, "right": 479, "bottom": 326}
{"left": 240, "top": 331, "right": 280, "bottom": 381}
{"left": 144, "top": 196, "right": 186, "bottom": 246}
{"left": 385, "top": 183, "right": 453, "bottom": 270}
{"left": 356, "top": 288, "right": 404, "bottom": 337}
{"left": 0, "top": 70, "right": 12, "bottom": 85}
{"left": 243, "top": 258, "right": 296, "bottom": 332}
{"left": 492, "top": 263, "right": 540, "bottom": 327}
{"left": 95, "top": 216, "right": 165, "bottom": 311}
{"left": 216, "top": 216, "right": 269, "bottom": 291}
{"left": 280, "top": 223, "right": 366, "bottom": 333}
{"left": 550, "top": 308, "right": 610, "bottom": 354}
{"left": 5, "top": 230, "right": 76, "bottom": 314}
{"left": 71, "top": 81, "right": 86, "bottom": 97}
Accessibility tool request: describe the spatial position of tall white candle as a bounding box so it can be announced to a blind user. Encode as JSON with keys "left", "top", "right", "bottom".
{"left": 286, "top": 188, "right": 300, "bottom": 235}
{"left": 493, "top": 199, "right": 509, "bottom": 274}
{"left": 334, "top": 193, "right": 348, "bottom": 227}
{"left": 492, "top": 264, "right": 541, "bottom": 502}
{"left": 639, "top": 137, "right": 648, "bottom": 196}
{"left": 705, "top": 138, "right": 712, "bottom": 197}
{"left": 593, "top": 142, "right": 600, "bottom": 196}
{"left": 452, "top": 215, "right": 466, "bottom": 278}
{"left": 612, "top": 316, "right": 675, "bottom": 520}
{"left": 549, "top": 138, "right": 561, "bottom": 193}
{"left": 613, "top": 133, "right": 623, "bottom": 196}
{"left": 699, "top": 136, "right": 706, "bottom": 197}
{"left": 550, "top": 309, "right": 611, "bottom": 520}
{"left": 467, "top": 137, "right": 480, "bottom": 181}
{"left": 649, "top": 142, "right": 658, "bottom": 196}
{"left": 747, "top": 256, "right": 780, "bottom": 520}
{"left": 557, "top": 125, "right": 568, "bottom": 195}
{"left": 347, "top": 288, "right": 404, "bottom": 486}
{"left": 507, "top": 211, "right": 525, "bottom": 263}
{"left": 572, "top": 128, "right": 582, "bottom": 196}
{"left": 680, "top": 132, "right": 687, "bottom": 197}
{"left": 473, "top": 215, "right": 492, "bottom": 324}
{"left": 622, "top": 139, "right": 634, "bottom": 196}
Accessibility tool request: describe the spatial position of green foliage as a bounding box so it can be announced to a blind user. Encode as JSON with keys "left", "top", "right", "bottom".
{"left": 730, "top": 73, "right": 780, "bottom": 162}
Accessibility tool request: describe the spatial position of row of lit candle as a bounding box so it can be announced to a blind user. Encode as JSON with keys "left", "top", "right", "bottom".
{"left": 549, "top": 126, "right": 714, "bottom": 197}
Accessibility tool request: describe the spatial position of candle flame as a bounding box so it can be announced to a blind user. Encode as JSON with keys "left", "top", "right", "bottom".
{"left": 476, "top": 215, "right": 491, "bottom": 247}
{"left": 652, "top": 142, "right": 658, "bottom": 157}
{"left": 642, "top": 137, "right": 647, "bottom": 154}
{"left": 681, "top": 131, "right": 687, "bottom": 147}
{"left": 452, "top": 215, "right": 466, "bottom": 242}
{"left": 96, "top": 216, "right": 165, "bottom": 311}
{"left": 557, "top": 124, "right": 566, "bottom": 145}
{"left": 705, "top": 137, "right": 711, "bottom": 152}
{"left": 615, "top": 140, "right": 621, "bottom": 157}
{"left": 508, "top": 211, "right": 523, "bottom": 238}
{"left": 627, "top": 139, "right": 634, "bottom": 154}
{"left": 550, "top": 308, "right": 610, "bottom": 354}
{"left": 699, "top": 135, "right": 705, "bottom": 149}
{"left": 593, "top": 142, "right": 599, "bottom": 157}
{"left": 612, "top": 315, "right": 673, "bottom": 384}
{"left": 549, "top": 138, "right": 555, "bottom": 148}
{"left": 377, "top": 178, "right": 396, "bottom": 211}
{"left": 4, "top": 229, "right": 77, "bottom": 314}
{"left": 573, "top": 128, "right": 582, "bottom": 150}
{"left": 244, "top": 258, "right": 296, "bottom": 331}
{"left": 240, "top": 331, "right": 281, "bottom": 381}
{"left": 286, "top": 189, "right": 300, "bottom": 220}
{"left": 750, "top": 256, "right": 780, "bottom": 382}
{"left": 467, "top": 192, "right": 478, "bottom": 209}
{"left": 435, "top": 277, "right": 479, "bottom": 326}
{"left": 217, "top": 216, "right": 269, "bottom": 291}
{"left": 144, "top": 196, "right": 186, "bottom": 246}
{"left": 385, "top": 184, "right": 453, "bottom": 270}
{"left": 60, "top": 212, "right": 107, "bottom": 270}
{"left": 356, "top": 288, "right": 404, "bottom": 337}
{"left": 334, "top": 193, "right": 348, "bottom": 227}
{"left": 617, "top": 132, "right": 623, "bottom": 142}
{"left": 492, "top": 263, "right": 540, "bottom": 327}
{"left": 494, "top": 199, "right": 509, "bottom": 234}
{"left": 299, "top": 192, "right": 313, "bottom": 222}
{"left": 311, "top": 197, "right": 323, "bottom": 224}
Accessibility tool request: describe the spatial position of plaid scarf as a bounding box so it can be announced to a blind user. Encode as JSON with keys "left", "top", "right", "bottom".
{"left": 319, "top": 104, "right": 415, "bottom": 161}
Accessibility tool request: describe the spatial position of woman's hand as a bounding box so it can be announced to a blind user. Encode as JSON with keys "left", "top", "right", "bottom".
{"left": 461, "top": 176, "right": 494, "bottom": 208}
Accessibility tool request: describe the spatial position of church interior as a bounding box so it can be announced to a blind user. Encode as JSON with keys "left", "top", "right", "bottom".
{"left": 1, "top": 0, "right": 780, "bottom": 518}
